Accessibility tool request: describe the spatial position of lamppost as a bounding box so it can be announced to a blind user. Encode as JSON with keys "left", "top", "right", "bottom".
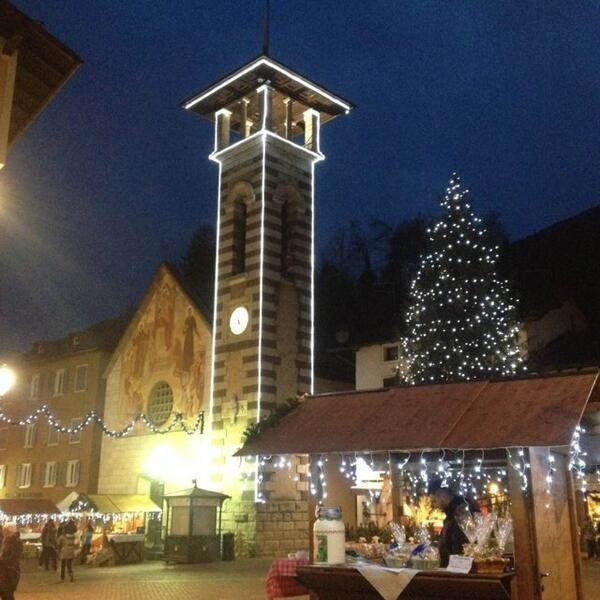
{"left": 0, "top": 364, "right": 15, "bottom": 397}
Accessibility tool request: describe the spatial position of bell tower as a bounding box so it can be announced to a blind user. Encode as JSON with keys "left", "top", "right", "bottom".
{"left": 182, "top": 54, "right": 352, "bottom": 554}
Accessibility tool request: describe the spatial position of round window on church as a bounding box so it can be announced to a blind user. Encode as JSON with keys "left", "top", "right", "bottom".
{"left": 147, "top": 381, "right": 174, "bottom": 427}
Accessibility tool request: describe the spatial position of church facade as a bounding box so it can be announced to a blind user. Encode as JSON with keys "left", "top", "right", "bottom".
{"left": 98, "top": 54, "right": 352, "bottom": 556}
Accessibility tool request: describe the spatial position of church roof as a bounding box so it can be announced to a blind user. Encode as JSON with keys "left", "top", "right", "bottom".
{"left": 182, "top": 54, "right": 354, "bottom": 124}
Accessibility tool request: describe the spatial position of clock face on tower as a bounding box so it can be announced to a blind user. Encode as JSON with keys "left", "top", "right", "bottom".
{"left": 229, "top": 306, "right": 249, "bottom": 335}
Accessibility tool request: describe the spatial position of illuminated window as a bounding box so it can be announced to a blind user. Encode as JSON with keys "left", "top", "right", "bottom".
{"left": 74, "top": 365, "right": 88, "bottom": 392}
{"left": 44, "top": 462, "right": 57, "bottom": 487}
{"left": 65, "top": 460, "right": 80, "bottom": 487}
{"left": 147, "top": 381, "right": 174, "bottom": 427}
{"left": 17, "top": 463, "right": 32, "bottom": 488}
{"left": 30, "top": 374, "right": 40, "bottom": 399}
{"left": 48, "top": 426, "right": 60, "bottom": 446}
{"left": 24, "top": 424, "right": 36, "bottom": 448}
{"left": 54, "top": 368, "right": 66, "bottom": 396}
{"left": 232, "top": 199, "right": 247, "bottom": 275}
{"left": 69, "top": 418, "right": 83, "bottom": 444}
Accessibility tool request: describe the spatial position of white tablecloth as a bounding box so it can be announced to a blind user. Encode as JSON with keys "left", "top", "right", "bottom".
{"left": 356, "top": 565, "right": 419, "bottom": 600}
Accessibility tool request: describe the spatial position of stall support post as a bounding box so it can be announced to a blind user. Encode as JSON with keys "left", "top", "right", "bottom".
{"left": 390, "top": 455, "right": 404, "bottom": 522}
{"left": 507, "top": 449, "right": 540, "bottom": 600}
{"left": 566, "top": 459, "right": 584, "bottom": 600}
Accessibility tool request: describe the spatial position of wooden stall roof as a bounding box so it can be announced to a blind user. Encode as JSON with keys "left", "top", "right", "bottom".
{"left": 78, "top": 494, "right": 160, "bottom": 514}
{"left": 182, "top": 54, "right": 354, "bottom": 123}
{"left": 1, "top": 1, "right": 81, "bottom": 145}
{"left": 236, "top": 370, "right": 599, "bottom": 456}
{"left": 0, "top": 498, "right": 59, "bottom": 516}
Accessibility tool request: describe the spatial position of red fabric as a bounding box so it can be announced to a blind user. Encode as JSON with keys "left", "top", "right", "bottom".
{"left": 265, "top": 558, "right": 309, "bottom": 599}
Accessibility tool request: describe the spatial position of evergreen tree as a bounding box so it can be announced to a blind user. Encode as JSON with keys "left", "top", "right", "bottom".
{"left": 179, "top": 224, "right": 215, "bottom": 314}
{"left": 404, "top": 173, "right": 523, "bottom": 383}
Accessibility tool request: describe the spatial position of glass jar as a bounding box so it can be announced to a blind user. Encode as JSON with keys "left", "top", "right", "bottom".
{"left": 313, "top": 506, "right": 345, "bottom": 565}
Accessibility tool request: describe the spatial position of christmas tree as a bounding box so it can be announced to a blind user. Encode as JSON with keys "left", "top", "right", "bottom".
{"left": 403, "top": 173, "right": 523, "bottom": 383}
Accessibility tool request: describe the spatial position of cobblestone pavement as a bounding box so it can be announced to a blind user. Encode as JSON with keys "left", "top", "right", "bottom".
{"left": 15, "top": 558, "right": 308, "bottom": 600}
{"left": 582, "top": 560, "right": 600, "bottom": 599}
{"left": 13, "top": 558, "right": 600, "bottom": 599}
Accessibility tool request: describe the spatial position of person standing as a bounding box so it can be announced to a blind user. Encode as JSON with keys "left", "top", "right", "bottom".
{"left": 80, "top": 522, "right": 94, "bottom": 564}
{"left": 40, "top": 519, "right": 58, "bottom": 571}
{"left": 582, "top": 515, "right": 597, "bottom": 559}
{"left": 57, "top": 521, "right": 77, "bottom": 582}
{"left": 0, "top": 523, "right": 23, "bottom": 600}
{"left": 428, "top": 478, "right": 480, "bottom": 567}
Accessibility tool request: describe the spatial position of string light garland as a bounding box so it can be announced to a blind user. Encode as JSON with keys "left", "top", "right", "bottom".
{"left": 403, "top": 173, "right": 524, "bottom": 384}
{"left": 0, "top": 405, "right": 204, "bottom": 437}
{"left": 254, "top": 425, "right": 590, "bottom": 505}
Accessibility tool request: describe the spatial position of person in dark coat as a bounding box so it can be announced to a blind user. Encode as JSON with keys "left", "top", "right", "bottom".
{"left": 0, "top": 522, "right": 23, "bottom": 600}
{"left": 40, "top": 519, "right": 58, "bottom": 570}
{"left": 428, "top": 479, "right": 480, "bottom": 567}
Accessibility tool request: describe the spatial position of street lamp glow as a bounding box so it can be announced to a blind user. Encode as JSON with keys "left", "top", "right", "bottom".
{"left": 0, "top": 365, "right": 16, "bottom": 396}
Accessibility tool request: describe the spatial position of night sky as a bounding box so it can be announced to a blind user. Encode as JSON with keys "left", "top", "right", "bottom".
{"left": 1, "top": 1, "right": 599, "bottom": 355}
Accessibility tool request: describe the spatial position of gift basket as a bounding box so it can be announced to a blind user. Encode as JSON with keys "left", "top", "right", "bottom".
{"left": 383, "top": 523, "right": 413, "bottom": 568}
{"left": 457, "top": 506, "right": 511, "bottom": 574}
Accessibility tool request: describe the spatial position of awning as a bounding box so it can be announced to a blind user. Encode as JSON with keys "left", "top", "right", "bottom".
{"left": 71, "top": 494, "right": 160, "bottom": 514}
{"left": 236, "top": 371, "right": 599, "bottom": 456}
{"left": 0, "top": 498, "right": 60, "bottom": 516}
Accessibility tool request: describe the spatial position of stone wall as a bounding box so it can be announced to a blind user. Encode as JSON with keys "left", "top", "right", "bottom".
{"left": 221, "top": 499, "right": 310, "bottom": 558}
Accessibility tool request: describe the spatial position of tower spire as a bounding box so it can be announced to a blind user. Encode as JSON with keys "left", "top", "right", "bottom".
{"left": 261, "top": 0, "right": 270, "bottom": 55}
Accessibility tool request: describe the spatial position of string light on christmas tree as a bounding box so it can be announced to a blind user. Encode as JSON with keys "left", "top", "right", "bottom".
{"left": 403, "top": 173, "right": 524, "bottom": 384}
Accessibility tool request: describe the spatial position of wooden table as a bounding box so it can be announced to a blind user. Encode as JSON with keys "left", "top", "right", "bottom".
{"left": 108, "top": 534, "right": 145, "bottom": 564}
{"left": 296, "top": 565, "right": 514, "bottom": 600}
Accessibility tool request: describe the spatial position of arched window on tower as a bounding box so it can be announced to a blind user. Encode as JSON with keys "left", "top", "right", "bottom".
{"left": 232, "top": 199, "right": 247, "bottom": 275}
{"left": 281, "top": 200, "right": 295, "bottom": 276}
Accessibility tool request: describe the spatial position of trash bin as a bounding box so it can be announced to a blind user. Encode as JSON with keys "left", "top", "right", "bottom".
{"left": 222, "top": 532, "right": 235, "bottom": 561}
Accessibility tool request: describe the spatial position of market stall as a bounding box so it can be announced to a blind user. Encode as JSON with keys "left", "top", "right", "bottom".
{"left": 236, "top": 370, "right": 600, "bottom": 600}
{"left": 0, "top": 498, "right": 61, "bottom": 559}
{"left": 68, "top": 493, "right": 161, "bottom": 564}
{"left": 163, "top": 483, "right": 229, "bottom": 563}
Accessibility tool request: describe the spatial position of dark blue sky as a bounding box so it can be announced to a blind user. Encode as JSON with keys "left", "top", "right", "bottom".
{"left": 1, "top": 1, "right": 599, "bottom": 355}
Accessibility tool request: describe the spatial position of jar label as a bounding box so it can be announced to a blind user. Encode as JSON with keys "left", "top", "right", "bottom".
{"left": 316, "top": 534, "right": 328, "bottom": 562}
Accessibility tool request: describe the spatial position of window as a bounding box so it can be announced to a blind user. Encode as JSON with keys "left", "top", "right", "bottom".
{"left": 147, "top": 382, "right": 174, "bottom": 426}
{"left": 0, "top": 465, "right": 6, "bottom": 488}
{"left": 47, "top": 426, "right": 60, "bottom": 446}
{"left": 232, "top": 199, "right": 247, "bottom": 275}
{"left": 24, "top": 424, "right": 36, "bottom": 448}
{"left": 69, "top": 419, "right": 83, "bottom": 444}
{"left": 384, "top": 345, "right": 399, "bottom": 362}
{"left": 44, "top": 462, "right": 57, "bottom": 487}
{"left": 65, "top": 460, "right": 80, "bottom": 487}
{"left": 30, "top": 374, "right": 40, "bottom": 399}
{"left": 0, "top": 429, "right": 8, "bottom": 450}
{"left": 74, "top": 365, "right": 88, "bottom": 392}
{"left": 54, "top": 368, "right": 66, "bottom": 396}
{"left": 280, "top": 201, "right": 295, "bottom": 276}
{"left": 17, "top": 463, "right": 32, "bottom": 488}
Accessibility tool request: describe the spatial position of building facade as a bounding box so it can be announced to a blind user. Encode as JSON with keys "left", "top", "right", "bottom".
{"left": 0, "top": 318, "right": 124, "bottom": 506}
{"left": 97, "top": 265, "right": 212, "bottom": 502}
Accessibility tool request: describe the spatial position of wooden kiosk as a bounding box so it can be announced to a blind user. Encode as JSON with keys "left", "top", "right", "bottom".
{"left": 163, "top": 483, "right": 230, "bottom": 563}
{"left": 237, "top": 370, "right": 599, "bottom": 600}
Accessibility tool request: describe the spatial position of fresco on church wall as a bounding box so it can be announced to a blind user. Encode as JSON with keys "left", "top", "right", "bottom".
{"left": 119, "top": 276, "right": 208, "bottom": 419}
